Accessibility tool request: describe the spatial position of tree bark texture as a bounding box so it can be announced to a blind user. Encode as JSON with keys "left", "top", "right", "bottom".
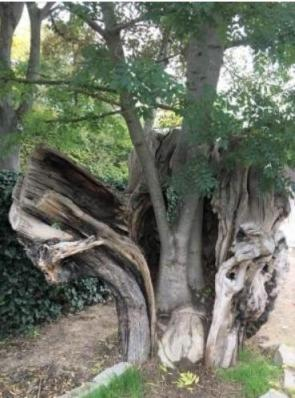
{"left": 127, "top": 131, "right": 290, "bottom": 368}
{"left": 10, "top": 143, "right": 291, "bottom": 368}
{"left": 9, "top": 146, "right": 156, "bottom": 363}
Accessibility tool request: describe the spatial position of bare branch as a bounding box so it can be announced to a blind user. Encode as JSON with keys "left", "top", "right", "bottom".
{"left": 49, "top": 13, "right": 76, "bottom": 43}
{"left": 45, "top": 109, "right": 121, "bottom": 124}
{"left": 70, "top": 87, "right": 120, "bottom": 106}
{"left": 225, "top": 38, "right": 249, "bottom": 50}
{"left": 67, "top": 3, "right": 106, "bottom": 38}
{"left": 155, "top": 52, "right": 182, "bottom": 65}
{"left": 1, "top": 76, "right": 116, "bottom": 94}
{"left": 155, "top": 102, "right": 179, "bottom": 113}
{"left": 100, "top": 2, "right": 171, "bottom": 248}
{"left": 113, "top": 14, "right": 149, "bottom": 32}
{"left": 40, "top": 2, "right": 55, "bottom": 19}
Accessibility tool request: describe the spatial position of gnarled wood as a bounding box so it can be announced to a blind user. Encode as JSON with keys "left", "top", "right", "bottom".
{"left": 205, "top": 166, "right": 290, "bottom": 367}
{"left": 128, "top": 130, "right": 291, "bottom": 368}
{"left": 10, "top": 138, "right": 291, "bottom": 369}
{"left": 158, "top": 305, "right": 204, "bottom": 368}
{"left": 9, "top": 146, "right": 156, "bottom": 363}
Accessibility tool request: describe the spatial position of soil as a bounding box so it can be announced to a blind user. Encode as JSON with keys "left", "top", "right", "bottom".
{"left": 0, "top": 304, "right": 121, "bottom": 398}
{"left": 1, "top": 251, "right": 294, "bottom": 398}
{"left": 0, "top": 301, "right": 240, "bottom": 398}
{"left": 142, "top": 360, "right": 241, "bottom": 398}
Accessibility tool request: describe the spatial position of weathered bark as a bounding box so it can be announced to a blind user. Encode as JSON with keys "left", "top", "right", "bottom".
{"left": 10, "top": 141, "right": 291, "bottom": 369}
{"left": 128, "top": 129, "right": 291, "bottom": 368}
{"left": 205, "top": 167, "right": 290, "bottom": 367}
{"left": 9, "top": 146, "right": 156, "bottom": 363}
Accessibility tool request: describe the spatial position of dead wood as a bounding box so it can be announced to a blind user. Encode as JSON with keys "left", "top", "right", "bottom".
{"left": 9, "top": 146, "right": 155, "bottom": 363}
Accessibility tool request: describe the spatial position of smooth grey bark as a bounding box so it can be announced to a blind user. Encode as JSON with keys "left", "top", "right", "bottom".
{"left": 0, "top": 3, "right": 53, "bottom": 171}
{"left": 187, "top": 199, "right": 205, "bottom": 291}
{"left": 156, "top": 25, "right": 224, "bottom": 312}
{"left": 0, "top": 3, "right": 24, "bottom": 170}
{"left": 100, "top": 3, "right": 172, "bottom": 256}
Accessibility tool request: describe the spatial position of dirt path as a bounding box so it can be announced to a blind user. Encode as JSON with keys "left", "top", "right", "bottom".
{"left": 252, "top": 249, "right": 295, "bottom": 348}
{"left": 0, "top": 303, "right": 119, "bottom": 398}
{"left": 0, "top": 302, "right": 240, "bottom": 398}
{"left": 4, "top": 250, "right": 293, "bottom": 397}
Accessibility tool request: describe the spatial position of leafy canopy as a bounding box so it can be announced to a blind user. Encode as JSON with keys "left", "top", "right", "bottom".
{"left": 2, "top": 2, "right": 295, "bottom": 195}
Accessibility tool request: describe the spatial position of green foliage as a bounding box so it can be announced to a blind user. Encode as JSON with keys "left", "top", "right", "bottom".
{"left": 156, "top": 110, "right": 182, "bottom": 129}
{"left": 111, "top": 58, "right": 183, "bottom": 117}
{"left": 217, "top": 349, "right": 283, "bottom": 398}
{"left": 0, "top": 171, "right": 109, "bottom": 339}
{"left": 2, "top": 1, "right": 295, "bottom": 205}
{"left": 16, "top": 89, "right": 131, "bottom": 186}
{"left": 171, "top": 155, "right": 217, "bottom": 198}
{"left": 219, "top": 55, "right": 295, "bottom": 193}
{"left": 84, "top": 368, "right": 144, "bottom": 398}
{"left": 166, "top": 186, "right": 181, "bottom": 224}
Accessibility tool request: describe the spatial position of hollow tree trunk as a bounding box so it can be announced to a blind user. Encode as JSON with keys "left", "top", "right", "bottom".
{"left": 128, "top": 131, "right": 291, "bottom": 368}
{"left": 9, "top": 146, "right": 156, "bottom": 363}
{"left": 10, "top": 144, "right": 291, "bottom": 369}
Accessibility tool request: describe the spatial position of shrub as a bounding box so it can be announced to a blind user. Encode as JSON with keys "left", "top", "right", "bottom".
{"left": 0, "top": 171, "right": 109, "bottom": 339}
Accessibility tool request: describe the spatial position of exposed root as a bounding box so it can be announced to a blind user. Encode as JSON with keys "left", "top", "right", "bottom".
{"left": 158, "top": 306, "right": 204, "bottom": 368}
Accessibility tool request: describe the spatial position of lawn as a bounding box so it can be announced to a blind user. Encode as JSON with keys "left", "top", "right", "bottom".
{"left": 217, "top": 349, "right": 283, "bottom": 398}
{"left": 84, "top": 368, "right": 144, "bottom": 398}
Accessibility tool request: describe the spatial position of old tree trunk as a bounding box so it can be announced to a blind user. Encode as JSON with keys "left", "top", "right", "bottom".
{"left": 10, "top": 141, "right": 290, "bottom": 367}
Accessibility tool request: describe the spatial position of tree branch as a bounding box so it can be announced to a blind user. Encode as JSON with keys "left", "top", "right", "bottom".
{"left": 45, "top": 109, "right": 121, "bottom": 124}
{"left": 113, "top": 14, "right": 149, "bottom": 32}
{"left": 100, "top": 2, "right": 171, "bottom": 249}
{"left": 40, "top": 2, "right": 55, "bottom": 19}
{"left": 155, "top": 52, "right": 182, "bottom": 65}
{"left": 225, "top": 38, "right": 249, "bottom": 49}
{"left": 67, "top": 3, "right": 106, "bottom": 38}
{"left": 2, "top": 76, "right": 116, "bottom": 94}
{"left": 155, "top": 102, "right": 179, "bottom": 113}
{"left": 70, "top": 87, "right": 120, "bottom": 106}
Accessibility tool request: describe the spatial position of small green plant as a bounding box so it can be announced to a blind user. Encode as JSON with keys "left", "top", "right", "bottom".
{"left": 84, "top": 368, "right": 144, "bottom": 398}
{"left": 174, "top": 371, "right": 200, "bottom": 391}
{"left": 217, "top": 349, "right": 283, "bottom": 398}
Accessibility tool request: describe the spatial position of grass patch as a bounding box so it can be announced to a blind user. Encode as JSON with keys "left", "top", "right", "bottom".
{"left": 217, "top": 349, "right": 282, "bottom": 398}
{"left": 84, "top": 367, "right": 144, "bottom": 398}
